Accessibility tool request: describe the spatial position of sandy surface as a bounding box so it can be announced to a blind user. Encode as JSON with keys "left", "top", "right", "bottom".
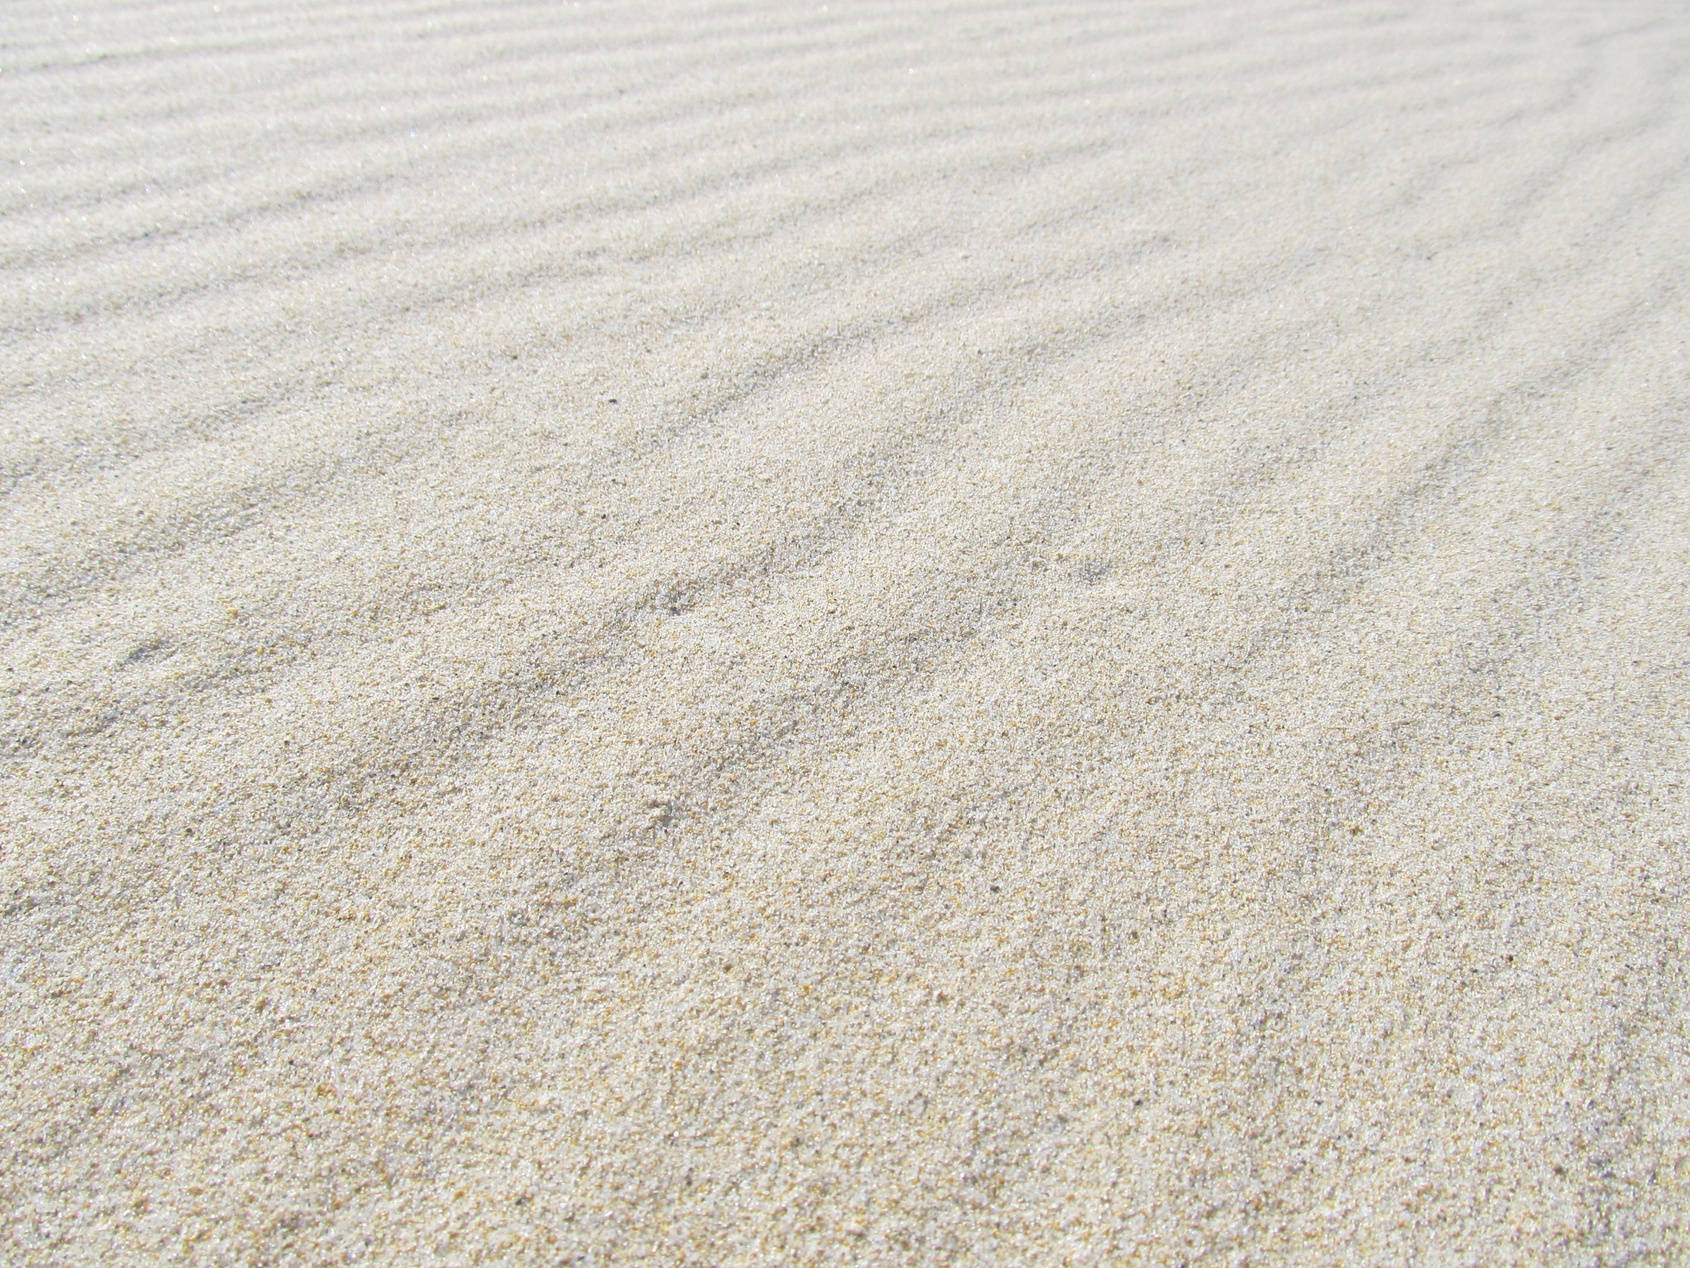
{"left": 3, "top": 0, "right": 1688, "bottom": 1262}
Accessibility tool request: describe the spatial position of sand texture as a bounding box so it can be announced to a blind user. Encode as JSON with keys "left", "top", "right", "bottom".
{"left": 4, "top": 0, "right": 1689, "bottom": 1262}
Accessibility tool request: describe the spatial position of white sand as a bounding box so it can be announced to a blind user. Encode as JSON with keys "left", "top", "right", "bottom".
{"left": 3, "top": 0, "right": 1689, "bottom": 1261}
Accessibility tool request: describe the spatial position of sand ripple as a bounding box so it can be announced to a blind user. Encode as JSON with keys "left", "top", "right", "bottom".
{"left": 3, "top": 0, "right": 1688, "bottom": 1260}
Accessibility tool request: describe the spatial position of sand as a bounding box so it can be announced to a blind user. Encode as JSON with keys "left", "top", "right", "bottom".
{"left": 3, "top": 0, "right": 1688, "bottom": 1261}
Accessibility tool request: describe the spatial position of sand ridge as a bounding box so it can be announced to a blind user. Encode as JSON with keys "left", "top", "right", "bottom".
{"left": 3, "top": 0, "right": 1689, "bottom": 1262}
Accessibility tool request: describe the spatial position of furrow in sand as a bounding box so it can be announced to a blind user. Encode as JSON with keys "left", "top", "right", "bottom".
{"left": 18, "top": 60, "right": 1682, "bottom": 657}
{"left": 8, "top": 118, "right": 1684, "bottom": 878}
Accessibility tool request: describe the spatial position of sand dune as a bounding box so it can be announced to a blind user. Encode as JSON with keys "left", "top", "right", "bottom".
{"left": 4, "top": 0, "right": 1688, "bottom": 1261}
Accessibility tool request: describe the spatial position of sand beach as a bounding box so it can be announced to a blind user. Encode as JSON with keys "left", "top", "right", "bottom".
{"left": 3, "top": 0, "right": 1688, "bottom": 1261}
